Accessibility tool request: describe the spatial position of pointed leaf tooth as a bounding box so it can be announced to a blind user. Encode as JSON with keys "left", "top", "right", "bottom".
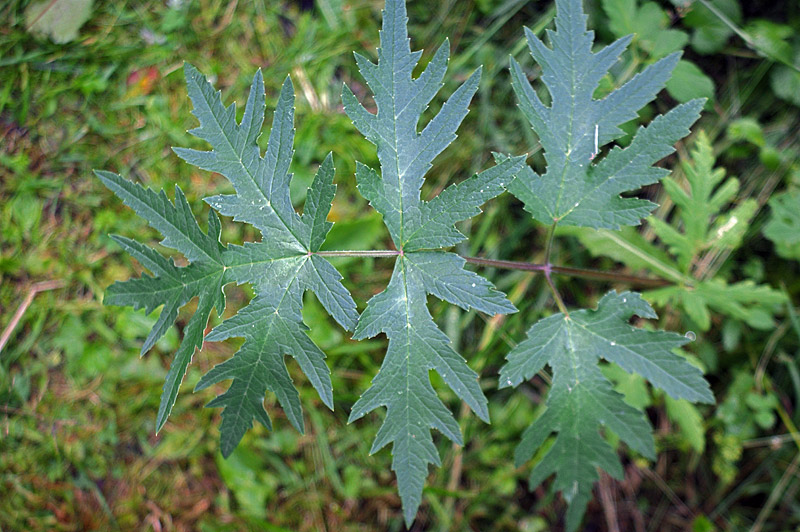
{"left": 402, "top": 39, "right": 450, "bottom": 127}
{"left": 171, "top": 147, "right": 217, "bottom": 172}
{"left": 586, "top": 34, "right": 633, "bottom": 97}
{"left": 404, "top": 155, "right": 527, "bottom": 250}
{"left": 155, "top": 287, "right": 221, "bottom": 432}
{"left": 140, "top": 299, "right": 180, "bottom": 356}
{"left": 303, "top": 153, "right": 337, "bottom": 251}
{"left": 238, "top": 68, "right": 266, "bottom": 150}
{"left": 303, "top": 255, "right": 359, "bottom": 331}
{"left": 499, "top": 313, "right": 565, "bottom": 388}
{"left": 342, "top": 83, "right": 379, "bottom": 141}
{"left": 183, "top": 62, "right": 238, "bottom": 147}
{"left": 513, "top": 409, "right": 557, "bottom": 467}
{"left": 406, "top": 68, "right": 481, "bottom": 194}
{"left": 109, "top": 235, "right": 175, "bottom": 278}
{"left": 262, "top": 76, "right": 297, "bottom": 202}
{"left": 354, "top": 162, "right": 402, "bottom": 245}
{"left": 95, "top": 171, "right": 221, "bottom": 264}
{"left": 277, "top": 319, "right": 334, "bottom": 410}
{"left": 509, "top": 57, "right": 550, "bottom": 139}
{"left": 207, "top": 208, "right": 223, "bottom": 245}
{"left": 524, "top": 25, "right": 556, "bottom": 73}
{"left": 595, "top": 52, "right": 680, "bottom": 143}
{"left": 406, "top": 252, "right": 515, "bottom": 316}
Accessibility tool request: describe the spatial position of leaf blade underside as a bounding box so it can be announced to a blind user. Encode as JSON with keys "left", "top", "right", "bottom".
{"left": 499, "top": 292, "right": 713, "bottom": 532}
{"left": 100, "top": 65, "right": 356, "bottom": 452}
{"left": 344, "top": 0, "right": 521, "bottom": 524}
{"left": 501, "top": 0, "right": 713, "bottom": 529}
{"left": 506, "top": 0, "right": 703, "bottom": 230}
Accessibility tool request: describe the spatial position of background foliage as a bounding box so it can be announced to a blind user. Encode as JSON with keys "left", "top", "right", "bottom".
{"left": 1, "top": 0, "right": 799, "bottom": 530}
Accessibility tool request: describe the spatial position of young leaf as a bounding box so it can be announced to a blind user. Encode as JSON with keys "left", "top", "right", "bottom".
{"left": 99, "top": 66, "right": 357, "bottom": 454}
{"left": 507, "top": 0, "right": 704, "bottom": 229}
{"left": 499, "top": 292, "right": 714, "bottom": 531}
{"left": 343, "top": 0, "right": 524, "bottom": 524}
{"left": 648, "top": 132, "right": 752, "bottom": 270}
{"left": 569, "top": 132, "right": 787, "bottom": 331}
{"left": 601, "top": 0, "right": 689, "bottom": 59}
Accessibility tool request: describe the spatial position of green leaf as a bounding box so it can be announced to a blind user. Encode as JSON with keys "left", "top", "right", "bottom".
{"left": 665, "top": 60, "right": 715, "bottom": 103}
{"left": 665, "top": 396, "right": 706, "bottom": 453}
{"left": 745, "top": 20, "right": 794, "bottom": 66}
{"left": 649, "top": 29, "right": 690, "bottom": 59}
{"left": 97, "top": 172, "right": 226, "bottom": 431}
{"left": 343, "top": 0, "right": 520, "bottom": 524}
{"left": 197, "top": 256, "right": 332, "bottom": 456}
{"left": 649, "top": 280, "right": 787, "bottom": 331}
{"left": 764, "top": 189, "right": 800, "bottom": 260}
{"left": 601, "top": 0, "right": 688, "bottom": 59}
{"left": 683, "top": 0, "right": 742, "bottom": 54}
{"left": 727, "top": 117, "right": 766, "bottom": 147}
{"left": 350, "top": 258, "right": 493, "bottom": 525}
{"left": 650, "top": 131, "right": 749, "bottom": 270}
{"left": 99, "top": 66, "right": 357, "bottom": 449}
{"left": 508, "top": 0, "right": 703, "bottom": 229}
{"left": 303, "top": 155, "right": 337, "bottom": 251}
{"left": 601, "top": 0, "right": 638, "bottom": 38}
{"left": 603, "top": 364, "right": 652, "bottom": 409}
{"left": 500, "top": 291, "right": 713, "bottom": 531}
{"left": 771, "top": 64, "right": 800, "bottom": 107}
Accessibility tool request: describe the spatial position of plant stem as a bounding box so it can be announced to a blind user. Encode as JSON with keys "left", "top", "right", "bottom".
{"left": 541, "top": 223, "right": 571, "bottom": 316}
{"left": 313, "top": 250, "right": 672, "bottom": 287}
{"left": 461, "top": 256, "right": 671, "bottom": 288}
{"left": 545, "top": 273, "right": 570, "bottom": 317}
{"left": 314, "top": 250, "right": 401, "bottom": 257}
{"left": 543, "top": 223, "right": 557, "bottom": 265}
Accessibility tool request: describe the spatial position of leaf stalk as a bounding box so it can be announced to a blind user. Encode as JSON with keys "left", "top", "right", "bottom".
{"left": 312, "top": 250, "right": 671, "bottom": 288}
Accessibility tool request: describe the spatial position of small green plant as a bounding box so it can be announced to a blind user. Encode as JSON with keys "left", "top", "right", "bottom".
{"left": 570, "top": 131, "right": 787, "bottom": 332}
{"left": 98, "top": 0, "right": 719, "bottom": 528}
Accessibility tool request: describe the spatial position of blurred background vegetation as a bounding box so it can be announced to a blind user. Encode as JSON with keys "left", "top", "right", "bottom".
{"left": 1, "top": 0, "right": 799, "bottom": 530}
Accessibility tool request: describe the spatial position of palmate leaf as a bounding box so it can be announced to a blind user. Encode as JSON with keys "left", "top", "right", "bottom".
{"left": 99, "top": 65, "right": 357, "bottom": 454}
{"left": 501, "top": 0, "right": 714, "bottom": 529}
{"left": 499, "top": 292, "right": 714, "bottom": 531}
{"left": 507, "top": 0, "right": 704, "bottom": 229}
{"left": 343, "top": 0, "right": 524, "bottom": 524}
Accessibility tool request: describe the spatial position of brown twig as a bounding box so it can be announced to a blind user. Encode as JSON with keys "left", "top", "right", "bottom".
{"left": 0, "top": 280, "right": 65, "bottom": 354}
{"left": 26, "top": 0, "right": 60, "bottom": 29}
{"left": 598, "top": 472, "right": 621, "bottom": 532}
